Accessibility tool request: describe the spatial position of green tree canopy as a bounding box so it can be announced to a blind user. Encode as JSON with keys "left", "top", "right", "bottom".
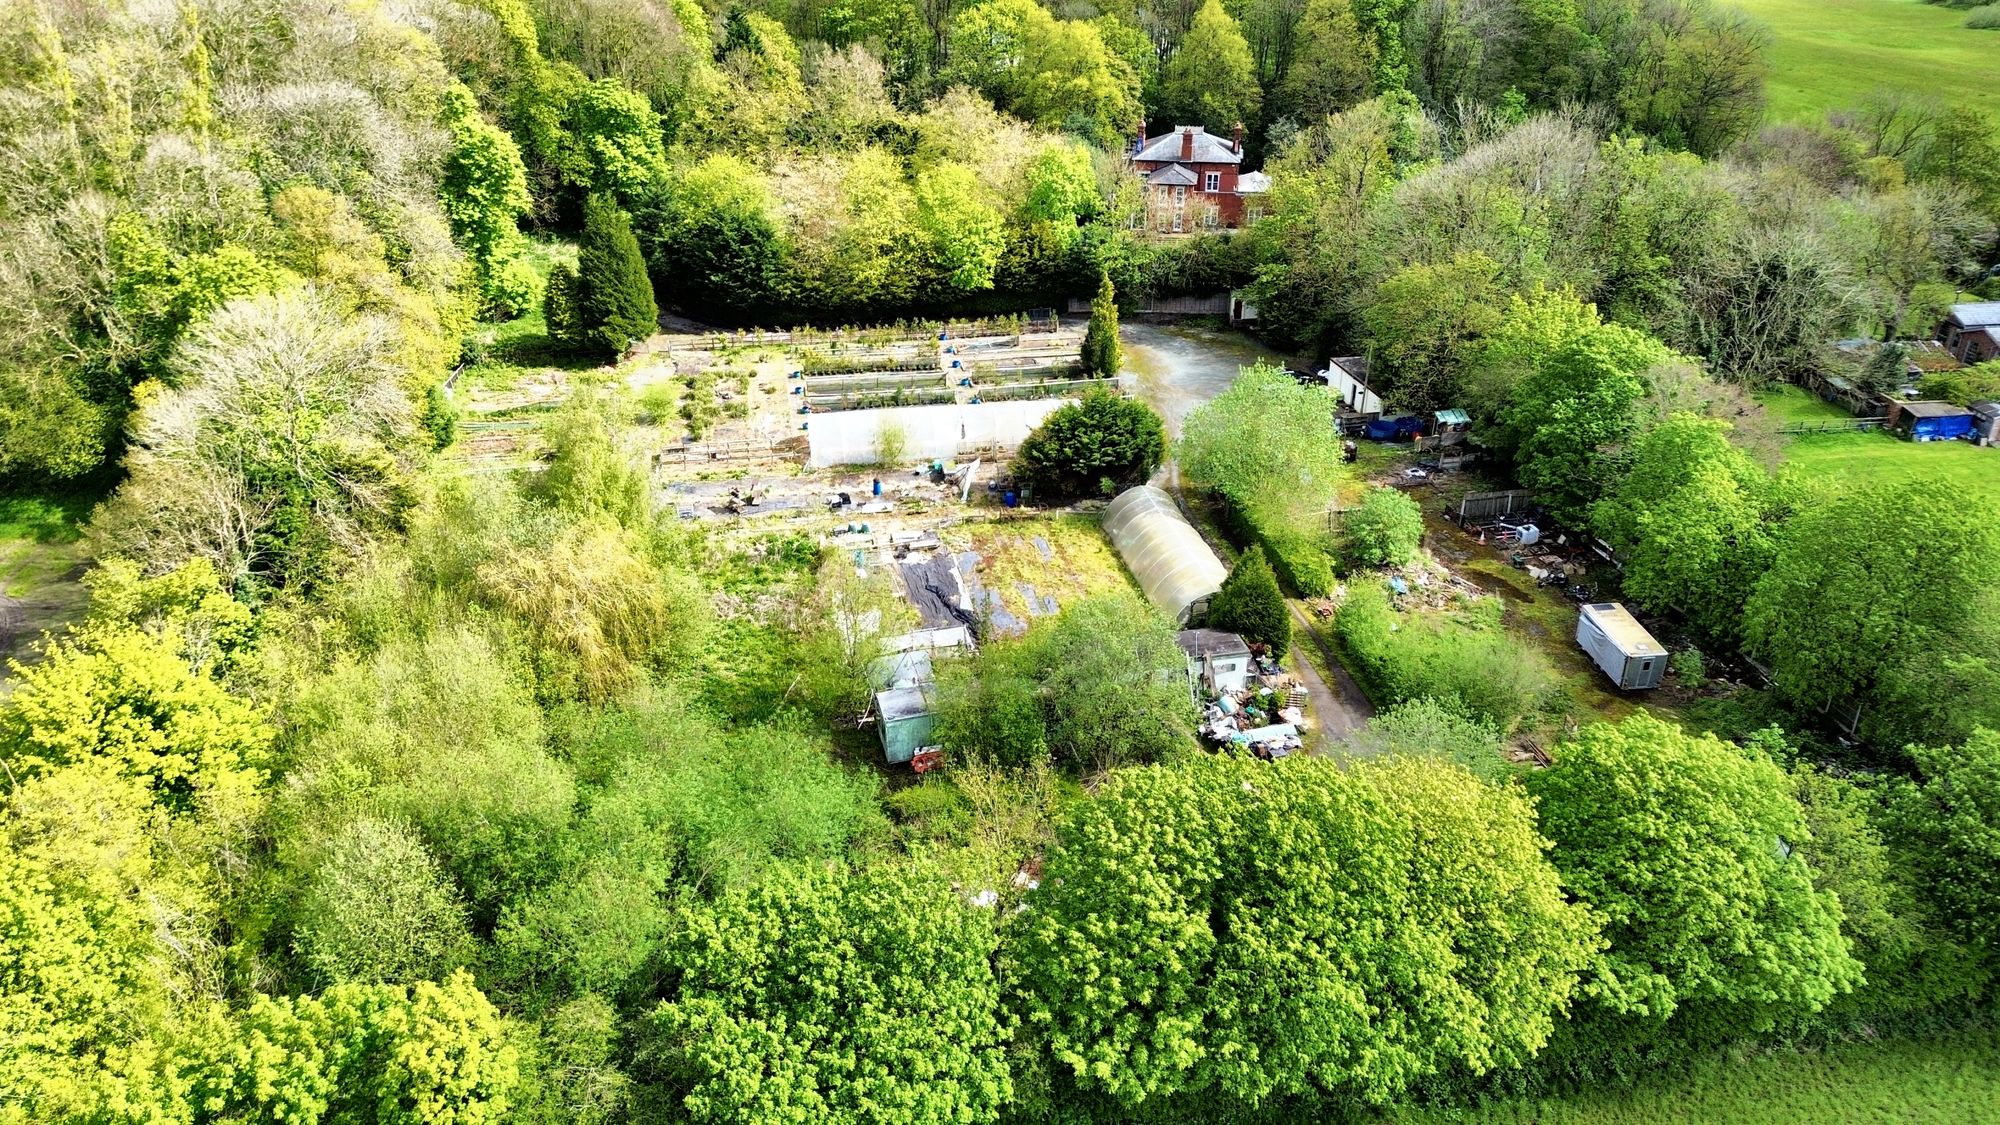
{"left": 1526, "top": 715, "right": 1861, "bottom": 1037}
{"left": 1013, "top": 387, "right": 1164, "bottom": 500}
{"left": 294, "top": 816, "right": 472, "bottom": 986}
{"left": 1270, "top": 0, "right": 1376, "bottom": 123}
{"left": 575, "top": 194, "right": 658, "bottom": 358}
{"left": 1010, "top": 754, "right": 1598, "bottom": 1108}
{"left": 935, "top": 592, "right": 1193, "bottom": 773}
{"left": 1498, "top": 321, "right": 1681, "bottom": 525}
{"left": 1342, "top": 485, "right": 1424, "bottom": 567}
{"left": 913, "top": 163, "right": 1007, "bottom": 292}
{"left": 649, "top": 865, "right": 1012, "bottom": 1124}
{"left": 1205, "top": 544, "right": 1290, "bottom": 651}
{"left": 1160, "top": 0, "right": 1261, "bottom": 134}
{"left": 1178, "top": 362, "right": 1347, "bottom": 526}
{"left": 1591, "top": 414, "right": 1774, "bottom": 644}
{"left": 1891, "top": 728, "right": 2000, "bottom": 960}
{"left": 1744, "top": 477, "right": 2000, "bottom": 750}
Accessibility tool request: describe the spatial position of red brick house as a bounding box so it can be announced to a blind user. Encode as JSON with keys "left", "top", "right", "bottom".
{"left": 1131, "top": 123, "right": 1270, "bottom": 233}
{"left": 1943, "top": 302, "right": 2000, "bottom": 364}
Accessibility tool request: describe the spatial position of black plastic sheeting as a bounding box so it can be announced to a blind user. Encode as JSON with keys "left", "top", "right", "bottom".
{"left": 900, "top": 555, "right": 980, "bottom": 633}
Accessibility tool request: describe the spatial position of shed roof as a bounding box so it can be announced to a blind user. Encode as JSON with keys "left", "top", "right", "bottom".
{"left": 1237, "top": 171, "right": 1271, "bottom": 194}
{"left": 1581, "top": 603, "right": 1668, "bottom": 658}
{"left": 1177, "top": 628, "right": 1251, "bottom": 660}
{"left": 1972, "top": 400, "right": 2000, "bottom": 418}
{"left": 1435, "top": 408, "right": 1471, "bottom": 425}
{"left": 1135, "top": 126, "right": 1244, "bottom": 165}
{"left": 1103, "top": 486, "right": 1227, "bottom": 626}
{"left": 876, "top": 685, "right": 933, "bottom": 723}
{"left": 1950, "top": 301, "right": 2000, "bottom": 328}
{"left": 1899, "top": 400, "right": 1972, "bottom": 419}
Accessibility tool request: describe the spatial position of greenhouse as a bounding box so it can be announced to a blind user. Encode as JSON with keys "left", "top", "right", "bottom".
{"left": 1102, "top": 485, "right": 1228, "bottom": 626}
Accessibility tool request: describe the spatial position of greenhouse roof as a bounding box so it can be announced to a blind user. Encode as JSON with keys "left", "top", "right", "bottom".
{"left": 1102, "top": 486, "right": 1227, "bottom": 626}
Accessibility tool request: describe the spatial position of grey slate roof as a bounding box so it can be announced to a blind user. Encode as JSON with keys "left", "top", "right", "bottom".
{"left": 1144, "top": 164, "right": 1198, "bottom": 187}
{"left": 1135, "top": 126, "right": 1243, "bottom": 166}
{"left": 1951, "top": 302, "right": 2000, "bottom": 328}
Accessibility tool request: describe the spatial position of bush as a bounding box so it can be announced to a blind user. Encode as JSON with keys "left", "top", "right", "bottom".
{"left": 1013, "top": 388, "right": 1165, "bottom": 501}
{"left": 1333, "top": 583, "right": 1553, "bottom": 728}
{"left": 1343, "top": 486, "right": 1425, "bottom": 567}
{"left": 1215, "top": 495, "right": 1337, "bottom": 597}
{"left": 1966, "top": 4, "right": 2000, "bottom": 27}
{"left": 1672, "top": 647, "right": 1706, "bottom": 687}
{"left": 1205, "top": 545, "right": 1291, "bottom": 651}
{"left": 1346, "top": 696, "right": 1509, "bottom": 781}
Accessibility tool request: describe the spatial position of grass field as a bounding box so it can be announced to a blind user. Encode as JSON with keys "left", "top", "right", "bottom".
{"left": 1754, "top": 387, "right": 2000, "bottom": 503}
{"left": 1733, "top": 0, "right": 2000, "bottom": 123}
{"left": 1394, "top": 1030, "right": 2000, "bottom": 1124}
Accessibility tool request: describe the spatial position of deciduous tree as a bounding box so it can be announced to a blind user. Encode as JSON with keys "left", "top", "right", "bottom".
{"left": 1011, "top": 754, "right": 1598, "bottom": 1108}
{"left": 1527, "top": 715, "right": 1861, "bottom": 1036}
{"left": 1744, "top": 477, "right": 2000, "bottom": 750}
{"left": 649, "top": 865, "right": 1011, "bottom": 1124}
{"left": 1342, "top": 485, "right": 1424, "bottom": 567}
{"left": 1159, "top": 0, "right": 1261, "bottom": 133}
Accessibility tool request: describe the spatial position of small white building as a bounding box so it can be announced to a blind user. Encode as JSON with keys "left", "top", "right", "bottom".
{"left": 1176, "top": 628, "right": 1253, "bottom": 696}
{"left": 1324, "top": 357, "right": 1384, "bottom": 415}
{"left": 1576, "top": 603, "right": 1668, "bottom": 690}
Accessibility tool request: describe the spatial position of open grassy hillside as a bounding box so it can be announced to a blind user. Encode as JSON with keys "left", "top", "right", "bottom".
{"left": 1733, "top": 0, "right": 2000, "bottom": 122}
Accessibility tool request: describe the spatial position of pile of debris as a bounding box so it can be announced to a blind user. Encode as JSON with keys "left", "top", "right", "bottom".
{"left": 1198, "top": 657, "right": 1308, "bottom": 760}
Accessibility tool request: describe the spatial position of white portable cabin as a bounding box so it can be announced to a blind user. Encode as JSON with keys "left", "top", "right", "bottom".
{"left": 1576, "top": 603, "right": 1669, "bottom": 690}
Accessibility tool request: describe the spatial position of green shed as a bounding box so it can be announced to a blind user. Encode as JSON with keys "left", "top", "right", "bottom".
{"left": 875, "top": 685, "right": 938, "bottom": 765}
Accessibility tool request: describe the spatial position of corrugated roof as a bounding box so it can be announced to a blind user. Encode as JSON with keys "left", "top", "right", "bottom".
{"left": 1145, "top": 164, "right": 1198, "bottom": 187}
{"left": 1177, "top": 628, "right": 1250, "bottom": 659}
{"left": 1435, "top": 408, "right": 1470, "bottom": 425}
{"left": 1103, "top": 486, "right": 1227, "bottom": 625}
{"left": 1950, "top": 301, "right": 2000, "bottom": 328}
{"left": 1135, "top": 126, "right": 1243, "bottom": 166}
{"left": 1581, "top": 603, "right": 1668, "bottom": 658}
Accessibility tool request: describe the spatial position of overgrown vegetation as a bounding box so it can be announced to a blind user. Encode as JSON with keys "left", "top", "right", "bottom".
{"left": 3, "top": 0, "right": 1998, "bottom": 1120}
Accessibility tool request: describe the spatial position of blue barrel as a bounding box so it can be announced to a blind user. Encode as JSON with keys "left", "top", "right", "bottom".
{"left": 1003, "top": 491, "right": 1018, "bottom": 507}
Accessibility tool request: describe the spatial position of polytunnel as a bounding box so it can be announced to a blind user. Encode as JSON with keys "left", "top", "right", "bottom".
{"left": 1101, "top": 485, "right": 1228, "bottom": 626}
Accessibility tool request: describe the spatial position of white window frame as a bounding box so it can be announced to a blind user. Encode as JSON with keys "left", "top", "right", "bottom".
{"left": 1205, "top": 172, "right": 1220, "bottom": 192}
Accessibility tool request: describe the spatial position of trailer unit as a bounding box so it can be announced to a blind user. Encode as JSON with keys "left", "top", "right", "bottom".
{"left": 1576, "top": 602, "right": 1669, "bottom": 690}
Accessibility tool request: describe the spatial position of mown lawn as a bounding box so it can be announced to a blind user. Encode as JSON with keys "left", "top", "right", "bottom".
{"left": 1393, "top": 1030, "right": 2000, "bottom": 1124}
{"left": 1733, "top": 0, "right": 2000, "bottom": 123}
{"left": 1784, "top": 431, "right": 2000, "bottom": 503}
{"left": 1754, "top": 386, "right": 2000, "bottom": 503}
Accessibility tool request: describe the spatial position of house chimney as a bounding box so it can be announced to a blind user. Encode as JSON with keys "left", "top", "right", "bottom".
{"left": 1179, "top": 126, "right": 1194, "bottom": 162}
{"left": 1232, "top": 121, "right": 1244, "bottom": 155}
